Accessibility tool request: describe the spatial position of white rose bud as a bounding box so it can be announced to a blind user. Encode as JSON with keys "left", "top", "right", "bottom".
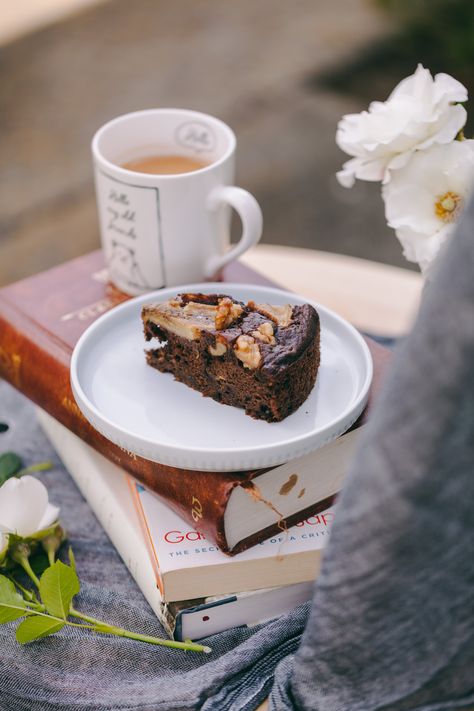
{"left": 0, "top": 475, "right": 60, "bottom": 539}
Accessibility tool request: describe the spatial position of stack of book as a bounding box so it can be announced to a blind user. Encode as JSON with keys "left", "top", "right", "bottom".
{"left": 0, "top": 251, "right": 390, "bottom": 640}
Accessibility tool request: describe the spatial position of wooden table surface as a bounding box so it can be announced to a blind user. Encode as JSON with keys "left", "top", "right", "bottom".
{"left": 242, "top": 244, "right": 423, "bottom": 338}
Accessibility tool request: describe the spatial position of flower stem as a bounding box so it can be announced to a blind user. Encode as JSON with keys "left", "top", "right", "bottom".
{"left": 69, "top": 605, "right": 105, "bottom": 625}
{"left": 69, "top": 607, "right": 103, "bottom": 626}
{"left": 100, "top": 624, "right": 212, "bottom": 652}
{"left": 25, "top": 600, "right": 45, "bottom": 612}
{"left": 112, "top": 627, "right": 211, "bottom": 653}
{"left": 16, "top": 461, "right": 53, "bottom": 477}
{"left": 69, "top": 607, "right": 210, "bottom": 653}
{"left": 16, "top": 555, "right": 40, "bottom": 588}
{"left": 6, "top": 574, "right": 37, "bottom": 602}
{"left": 32, "top": 609, "right": 96, "bottom": 630}
{"left": 3, "top": 602, "right": 94, "bottom": 630}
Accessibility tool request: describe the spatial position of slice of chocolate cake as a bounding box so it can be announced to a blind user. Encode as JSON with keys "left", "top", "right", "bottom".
{"left": 142, "top": 293, "right": 320, "bottom": 422}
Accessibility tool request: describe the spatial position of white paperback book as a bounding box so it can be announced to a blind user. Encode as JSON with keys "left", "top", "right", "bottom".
{"left": 37, "top": 409, "right": 332, "bottom": 639}
{"left": 132, "top": 483, "right": 334, "bottom": 600}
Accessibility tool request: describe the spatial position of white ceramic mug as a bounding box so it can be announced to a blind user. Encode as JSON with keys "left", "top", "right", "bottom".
{"left": 92, "top": 108, "right": 263, "bottom": 295}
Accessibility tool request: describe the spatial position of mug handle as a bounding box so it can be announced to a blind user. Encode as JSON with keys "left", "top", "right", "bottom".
{"left": 205, "top": 185, "right": 263, "bottom": 277}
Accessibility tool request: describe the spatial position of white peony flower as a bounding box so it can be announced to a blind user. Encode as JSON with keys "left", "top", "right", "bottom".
{"left": 0, "top": 475, "right": 60, "bottom": 538}
{"left": 336, "top": 64, "right": 468, "bottom": 187}
{"left": 382, "top": 140, "right": 474, "bottom": 272}
{"left": 0, "top": 531, "right": 7, "bottom": 558}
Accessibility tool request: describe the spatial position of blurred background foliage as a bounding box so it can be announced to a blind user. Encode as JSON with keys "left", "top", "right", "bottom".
{"left": 317, "top": 0, "right": 474, "bottom": 132}
{"left": 1, "top": 0, "right": 472, "bottom": 284}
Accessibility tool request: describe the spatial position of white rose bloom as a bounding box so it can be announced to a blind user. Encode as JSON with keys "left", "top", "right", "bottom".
{"left": 336, "top": 64, "right": 468, "bottom": 187}
{"left": 0, "top": 475, "right": 60, "bottom": 538}
{"left": 382, "top": 140, "right": 474, "bottom": 272}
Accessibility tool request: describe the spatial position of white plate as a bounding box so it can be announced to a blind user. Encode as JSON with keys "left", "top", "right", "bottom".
{"left": 71, "top": 283, "right": 372, "bottom": 471}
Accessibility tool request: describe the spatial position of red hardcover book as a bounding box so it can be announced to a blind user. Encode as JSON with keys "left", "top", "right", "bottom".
{"left": 0, "top": 251, "right": 390, "bottom": 553}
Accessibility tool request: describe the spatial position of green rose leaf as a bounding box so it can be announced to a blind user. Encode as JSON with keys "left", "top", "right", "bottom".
{"left": 16, "top": 616, "right": 65, "bottom": 644}
{"left": 39, "top": 560, "right": 80, "bottom": 620}
{"left": 0, "top": 575, "right": 28, "bottom": 624}
{"left": 0, "top": 452, "right": 23, "bottom": 485}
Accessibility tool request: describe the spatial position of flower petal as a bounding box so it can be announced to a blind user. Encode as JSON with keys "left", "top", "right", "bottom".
{"left": 38, "top": 504, "right": 60, "bottom": 531}
{"left": 386, "top": 150, "right": 412, "bottom": 173}
{"left": 417, "top": 104, "right": 467, "bottom": 149}
{"left": 395, "top": 226, "right": 453, "bottom": 273}
{"left": 0, "top": 476, "right": 56, "bottom": 537}
{"left": 337, "top": 155, "right": 388, "bottom": 187}
{"left": 433, "top": 72, "right": 468, "bottom": 104}
{"left": 336, "top": 159, "right": 357, "bottom": 188}
{"left": 442, "top": 140, "right": 474, "bottom": 195}
{"left": 389, "top": 64, "right": 432, "bottom": 101}
{"left": 383, "top": 184, "right": 439, "bottom": 234}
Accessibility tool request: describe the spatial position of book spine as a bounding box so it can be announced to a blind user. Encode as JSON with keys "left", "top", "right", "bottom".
{"left": 127, "top": 477, "right": 165, "bottom": 598}
{"left": 35, "top": 409, "right": 173, "bottom": 633}
{"left": 0, "top": 300, "right": 237, "bottom": 550}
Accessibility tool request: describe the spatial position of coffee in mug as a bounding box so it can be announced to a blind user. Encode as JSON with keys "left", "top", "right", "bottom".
{"left": 121, "top": 154, "right": 209, "bottom": 175}
{"left": 92, "top": 109, "right": 263, "bottom": 295}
